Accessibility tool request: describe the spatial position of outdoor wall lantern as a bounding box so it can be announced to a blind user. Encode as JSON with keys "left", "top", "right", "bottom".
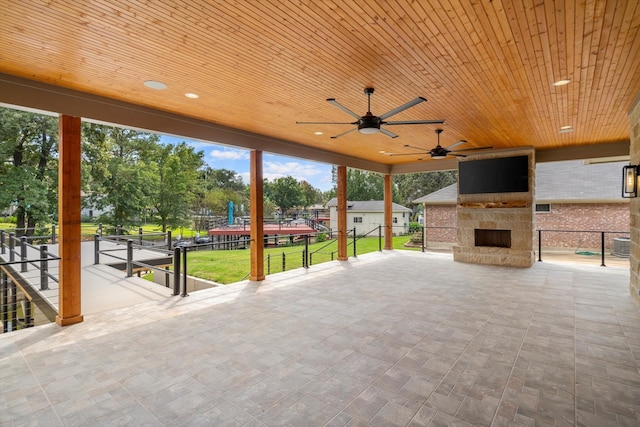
{"left": 622, "top": 165, "right": 639, "bottom": 198}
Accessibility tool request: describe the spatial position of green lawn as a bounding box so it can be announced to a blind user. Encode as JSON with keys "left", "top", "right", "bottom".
{"left": 183, "top": 235, "right": 420, "bottom": 284}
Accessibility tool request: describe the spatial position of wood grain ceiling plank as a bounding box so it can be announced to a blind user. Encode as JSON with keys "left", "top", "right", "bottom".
{"left": 404, "top": 0, "right": 513, "bottom": 142}
{"left": 588, "top": 0, "right": 620, "bottom": 142}
{"left": 462, "top": 0, "right": 542, "bottom": 145}
{"left": 546, "top": 0, "right": 569, "bottom": 133}
{"left": 590, "top": 0, "right": 637, "bottom": 142}
{"left": 513, "top": 1, "right": 556, "bottom": 145}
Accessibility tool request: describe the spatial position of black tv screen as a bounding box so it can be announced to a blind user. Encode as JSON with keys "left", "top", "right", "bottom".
{"left": 458, "top": 155, "right": 529, "bottom": 194}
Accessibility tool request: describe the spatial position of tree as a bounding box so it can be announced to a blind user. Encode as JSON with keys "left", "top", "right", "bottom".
{"left": 394, "top": 171, "right": 457, "bottom": 207}
{"left": 82, "top": 124, "right": 160, "bottom": 226}
{"left": 201, "top": 167, "right": 245, "bottom": 193}
{"left": 300, "top": 180, "right": 322, "bottom": 209}
{"left": 0, "top": 108, "right": 58, "bottom": 235}
{"left": 153, "top": 142, "right": 205, "bottom": 232}
{"left": 264, "top": 176, "right": 303, "bottom": 217}
{"left": 330, "top": 167, "right": 386, "bottom": 201}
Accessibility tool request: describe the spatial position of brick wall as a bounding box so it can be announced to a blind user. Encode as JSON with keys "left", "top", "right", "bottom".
{"left": 425, "top": 202, "right": 629, "bottom": 249}
{"left": 536, "top": 203, "right": 629, "bottom": 249}
{"left": 424, "top": 205, "right": 457, "bottom": 243}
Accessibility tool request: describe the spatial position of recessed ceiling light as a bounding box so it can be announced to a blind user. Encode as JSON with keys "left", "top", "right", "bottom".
{"left": 559, "top": 125, "right": 574, "bottom": 133}
{"left": 144, "top": 80, "right": 167, "bottom": 90}
{"left": 314, "top": 131, "right": 323, "bottom": 135}
{"left": 553, "top": 79, "right": 571, "bottom": 86}
{"left": 184, "top": 93, "right": 199, "bottom": 99}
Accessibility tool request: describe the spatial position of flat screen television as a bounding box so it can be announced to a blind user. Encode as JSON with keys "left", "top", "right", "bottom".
{"left": 458, "top": 155, "right": 529, "bottom": 194}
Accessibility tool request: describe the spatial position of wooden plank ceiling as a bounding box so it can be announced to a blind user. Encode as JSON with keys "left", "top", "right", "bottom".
{"left": 1, "top": 0, "right": 639, "bottom": 171}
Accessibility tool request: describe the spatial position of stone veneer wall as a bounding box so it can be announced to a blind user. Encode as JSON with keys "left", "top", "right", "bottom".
{"left": 453, "top": 149, "right": 535, "bottom": 268}
{"left": 629, "top": 95, "right": 640, "bottom": 306}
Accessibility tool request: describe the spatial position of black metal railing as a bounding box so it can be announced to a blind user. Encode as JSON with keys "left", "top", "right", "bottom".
{"left": 536, "top": 229, "right": 630, "bottom": 266}
{"left": 422, "top": 225, "right": 631, "bottom": 267}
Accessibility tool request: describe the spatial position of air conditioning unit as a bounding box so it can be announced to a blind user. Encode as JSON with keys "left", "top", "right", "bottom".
{"left": 612, "top": 237, "right": 630, "bottom": 258}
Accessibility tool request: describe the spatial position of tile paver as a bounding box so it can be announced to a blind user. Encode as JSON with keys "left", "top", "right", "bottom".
{"left": 1, "top": 250, "right": 639, "bottom": 426}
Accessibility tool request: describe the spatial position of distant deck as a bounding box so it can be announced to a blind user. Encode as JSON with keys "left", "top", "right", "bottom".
{"left": 208, "top": 223, "right": 317, "bottom": 236}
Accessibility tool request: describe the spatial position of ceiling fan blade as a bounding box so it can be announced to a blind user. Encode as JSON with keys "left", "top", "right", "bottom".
{"left": 296, "top": 121, "right": 356, "bottom": 125}
{"left": 387, "top": 152, "right": 427, "bottom": 156}
{"left": 383, "top": 119, "right": 445, "bottom": 125}
{"left": 444, "top": 140, "right": 467, "bottom": 150}
{"left": 403, "top": 143, "right": 428, "bottom": 151}
{"left": 379, "top": 128, "right": 399, "bottom": 138}
{"left": 327, "top": 98, "right": 361, "bottom": 120}
{"left": 330, "top": 127, "right": 358, "bottom": 139}
{"left": 378, "top": 97, "right": 426, "bottom": 120}
{"left": 450, "top": 145, "right": 494, "bottom": 153}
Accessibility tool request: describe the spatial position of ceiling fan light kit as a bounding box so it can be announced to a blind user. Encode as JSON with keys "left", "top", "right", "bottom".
{"left": 296, "top": 87, "right": 444, "bottom": 139}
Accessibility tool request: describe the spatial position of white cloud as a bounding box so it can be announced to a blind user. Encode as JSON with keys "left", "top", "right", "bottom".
{"left": 238, "top": 160, "right": 331, "bottom": 190}
{"left": 209, "top": 149, "right": 249, "bottom": 160}
{"left": 263, "top": 160, "right": 323, "bottom": 180}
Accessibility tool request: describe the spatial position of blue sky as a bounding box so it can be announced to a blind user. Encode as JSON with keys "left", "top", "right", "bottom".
{"left": 159, "top": 135, "right": 334, "bottom": 192}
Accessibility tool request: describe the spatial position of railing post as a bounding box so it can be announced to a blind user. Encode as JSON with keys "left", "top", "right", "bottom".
{"left": 601, "top": 231, "right": 606, "bottom": 267}
{"left": 309, "top": 252, "right": 313, "bottom": 266}
{"left": 1, "top": 271, "right": 8, "bottom": 332}
{"left": 94, "top": 234, "right": 100, "bottom": 264}
{"left": 181, "top": 246, "right": 188, "bottom": 297}
{"left": 172, "top": 247, "right": 180, "bottom": 296}
{"left": 24, "top": 300, "right": 33, "bottom": 328}
{"left": 538, "top": 230, "right": 542, "bottom": 262}
{"left": 51, "top": 224, "right": 56, "bottom": 244}
{"left": 378, "top": 225, "right": 382, "bottom": 252}
{"left": 353, "top": 227, "right": 357, "bottom": 257}
{"left": 167, "top": 230, "right": 172, "bottom": 251}
{"left": 9, "top": 233, "right": 15, "bottom": 262}
{"left": 20, "top": 236, "right": 28, "bottom": 273}
{"left": 126, "top": 239, "right": 133, "bottom": 277}
{"left": 98, "top": 223, "right": 103, "bottom": 237}
{"left": 9, "top": 279, "right": 16, "bottom": 332}
{"left": 116, "top": 225, "right": 122, "bottom": 236}
{"left": 421, "top": 225, "right": 425, "bottom": 253}
{"left": 282, "top": 252, "right": 286, "bottom": 272}
{"left": 139, "top": 227, "right": 143, "bottom": 246}
{"left": 267, "top": 254, "right": 271, "bottom": 275}
{"left": 304, "top": 235, "right": 309, "bottom": 268}
{"left": 40, "top": 245, "right": 49, "bottom": 290}
{"left": 0, "top": 230, "right": 4, "bottom": 254}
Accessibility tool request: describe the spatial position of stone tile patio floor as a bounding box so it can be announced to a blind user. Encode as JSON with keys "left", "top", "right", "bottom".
{"left": 1, "top": 250, "right": 639, "bottom": 426}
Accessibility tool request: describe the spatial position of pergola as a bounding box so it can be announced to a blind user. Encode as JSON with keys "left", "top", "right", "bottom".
{"left": 1, "top": 1, "right": 639, "bottom": 326}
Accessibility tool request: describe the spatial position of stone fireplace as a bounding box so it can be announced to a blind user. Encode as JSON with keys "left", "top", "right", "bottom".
{"left": 453, "top": 149, "right": 535, "bottom": 268}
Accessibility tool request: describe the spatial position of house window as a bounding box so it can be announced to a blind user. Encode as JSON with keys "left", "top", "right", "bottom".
{"left": 393, "top": 217, "right": 398, "bottom": 223}
{"left": 353, "top": 217, "right": 363, "bottom": 223}
{"left": 535, "top": 203, "right": 551, "bottom": 212}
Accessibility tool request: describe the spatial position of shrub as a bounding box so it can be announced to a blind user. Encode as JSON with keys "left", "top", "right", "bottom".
{"left": 408, "top": 222, "right": 421, "bottom": 233}
{"left": 316, "top": 233, "right": 326, "bottom": 243}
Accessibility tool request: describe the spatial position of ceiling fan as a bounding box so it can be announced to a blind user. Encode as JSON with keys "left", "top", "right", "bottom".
{"left": 388, "top": 129, "right": 493, "bottom": 159}
{"left": 296, "top": 87, "right": 445, "bottom": 139}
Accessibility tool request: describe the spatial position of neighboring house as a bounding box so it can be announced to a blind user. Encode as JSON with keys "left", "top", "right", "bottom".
{"left": 326, "top": 198, "right": 412, "bottom": 236}
{"left": 413, "top": 160, "right": 629, "bottom": 249}
{"left": 80, "top": 192, "right": 112, "bottom": 220}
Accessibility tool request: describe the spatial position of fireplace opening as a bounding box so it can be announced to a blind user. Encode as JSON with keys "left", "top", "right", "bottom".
{"left": 475, "top": 229, "right": 511, "bottom": 248}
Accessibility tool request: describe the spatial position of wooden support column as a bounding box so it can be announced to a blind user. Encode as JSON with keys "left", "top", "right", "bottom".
{"left": 249, "top": 150, "right": 265, "bottom": 281}
{"left": 56, "top": 115, "right": 83, "bottom": 326}
{"left": 384, "top": 174, "right": 393, "bottom": 250}
{"left": 337, "top": 165, "right": 348, "bottom": 260}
